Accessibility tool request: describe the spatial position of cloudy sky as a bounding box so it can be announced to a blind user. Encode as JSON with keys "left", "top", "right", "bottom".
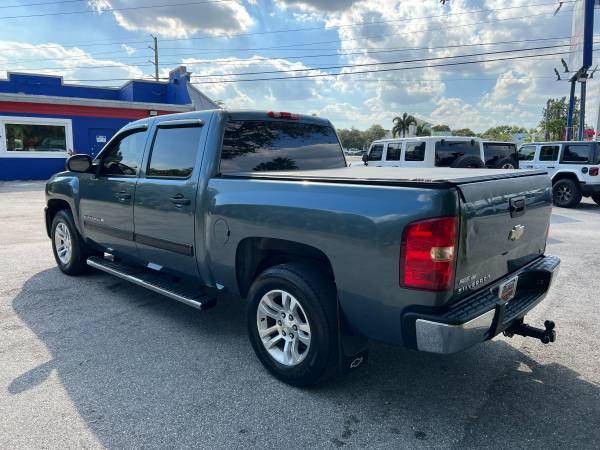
{"left": 0, "top": 0, "right": 598, "bottom": 132}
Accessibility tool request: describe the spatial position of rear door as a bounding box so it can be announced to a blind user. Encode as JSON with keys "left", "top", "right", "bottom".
{"left": 454, "top": 172, "right": 552, "bottom": 297}
{"left": 134, "top": 118, "right": 207, "bottom": 279}
{"left": 537, "top": 144, "right": 561, "bottom": 177}
{"left": 483, "top": 143, "right": 518, "bottom": 169}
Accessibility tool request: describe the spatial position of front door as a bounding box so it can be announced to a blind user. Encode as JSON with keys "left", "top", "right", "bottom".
{"left": 79, "top": 127, "right": 148, "bottom": 258}
{"left": 133, "top": 120, "right": 206, "bottom": 279}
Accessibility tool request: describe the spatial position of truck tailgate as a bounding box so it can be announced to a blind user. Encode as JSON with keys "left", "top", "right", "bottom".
{"left": 454, "top": 172, "right": 552, "bottom": 297}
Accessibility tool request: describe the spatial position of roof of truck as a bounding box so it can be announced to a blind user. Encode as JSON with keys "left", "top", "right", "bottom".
{"left": 224, "top": 166, "right": 548, "bottom": 188}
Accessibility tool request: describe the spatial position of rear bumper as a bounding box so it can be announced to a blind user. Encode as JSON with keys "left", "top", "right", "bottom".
{"left": 580, "top": 183, "right": 600, "bottom": 194}
{"left": 402, "top": 255, "right": 560, "bottom": 354}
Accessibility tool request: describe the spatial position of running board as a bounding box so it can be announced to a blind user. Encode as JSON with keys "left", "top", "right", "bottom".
{"left": 87, "top": 256, "right": 216, "bottom": 310}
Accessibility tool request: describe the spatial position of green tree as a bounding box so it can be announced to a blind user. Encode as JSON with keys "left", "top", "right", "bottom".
{"left": 452, "top": 128, "right": 476, "bottom": 137}
{"left": 363, "top": 124, "right": 387, "bottom": 145}
{"left": 480, "top": 125, "right": 527, "bottom": 141}
{"left": 431, "top": 124, "right": 451, "bottom": 132}
{"left": 539, "top": 97, "right": 580, "bottom": 140}
{"left": 392, "top": 113, "right": 416, "bottom": 137}
{"left": 337, "top": 127, "right": 365, "bottom": 150}
{"left": 415, "top": 123, "right": 431, "bottom": 136}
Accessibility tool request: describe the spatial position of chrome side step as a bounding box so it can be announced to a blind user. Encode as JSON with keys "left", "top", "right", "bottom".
{"left": 87, "top": 256, "right": 215, "bottom": 310}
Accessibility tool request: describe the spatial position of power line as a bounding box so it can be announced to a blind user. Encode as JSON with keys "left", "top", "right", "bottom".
{"left": 0, "top": 0, "right": 236, "bottom": 20}
{"left": 0, "top": 0, "right": 85, "bottom": 9}
{"left": 2, "top": 7, "right": 576, "bottom": 65}
{"left": 188, "top": 43, "right": 582, "bottom": 80}
{"left": 2, "top": 36, "right": 576, "bottom": 71}
{"left": 0, "top": 0, "right": 573, "bottom": 49}
{"left": 57, "top": 48, "right": 585, "bottom": 83}
{"left": 191, "top": 49, "right": 599, "bottom": 85}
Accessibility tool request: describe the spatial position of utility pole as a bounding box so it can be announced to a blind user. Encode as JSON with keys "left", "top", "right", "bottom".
{"left": 149, "top": 35, "right": 159, "bottom": 81}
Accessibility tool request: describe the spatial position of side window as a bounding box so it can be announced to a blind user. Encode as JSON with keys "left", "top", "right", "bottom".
{"left": 147, "top": 125, "right": 203, "bottom": 178}
{"left": 539, "top": 145, "right": 559, "bottom": 161}
{"left": 405, "top": 142, "right": 426, "bottom": 161}
{"left": 386, "top": 143, "right": 401, "bottom": 161}
{"left": 100, "top": 130, "right": 146, "bottom": 177}
{"left": 518, "top": 145, "right": 536, "bottom": 161}
{"left": 368, "top": 144, "right": 383, "bottom": 161}
{"left": 562, "top": 144, "right": 592, "bottom": 164}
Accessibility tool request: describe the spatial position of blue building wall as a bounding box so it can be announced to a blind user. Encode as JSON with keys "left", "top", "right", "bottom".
{"left": 0, "top": 67, "right": 197, "bottom": 181}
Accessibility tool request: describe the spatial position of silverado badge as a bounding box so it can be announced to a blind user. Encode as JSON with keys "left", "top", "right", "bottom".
{"left": 509, "top": 224, "right": 525, "bottom": 241}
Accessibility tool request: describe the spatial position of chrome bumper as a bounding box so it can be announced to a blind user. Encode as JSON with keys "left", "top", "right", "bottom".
{"left": 406, "top": 255, "right": 560, "bottom": 354}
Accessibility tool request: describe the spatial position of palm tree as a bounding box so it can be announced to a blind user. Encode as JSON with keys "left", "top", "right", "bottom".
{"left": 416, "top": 123, "right": 431, "bottom": 137}
{"left": 392, "top": 113, "right": 417, "bottom": 137}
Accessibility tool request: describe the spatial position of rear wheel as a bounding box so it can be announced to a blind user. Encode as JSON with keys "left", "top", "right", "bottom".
{"left": 51, "top": 209, "right": 97, "bottom": 275}
{"left": 591, "top": 193, "right": 600, "bottom": 206}
{"left": 247, "top": 263, "right": 338, "bottom": 386}
{"left": 552, "top": 179, "right": 582, "bottom": 208}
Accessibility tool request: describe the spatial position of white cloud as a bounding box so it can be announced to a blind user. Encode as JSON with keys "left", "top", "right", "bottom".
{"left": 0, "top": 41, "right": 145, "bottom": 86}
{"left": 277, "top": 0, "right": 362, "bottom": 13}
{"left": 89, "top": 0, "right": 254, "bottom": 38}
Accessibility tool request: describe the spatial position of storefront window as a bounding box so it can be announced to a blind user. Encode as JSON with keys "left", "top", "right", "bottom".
{"left": 6, "top": 123, "right": 67, "bottom": 153}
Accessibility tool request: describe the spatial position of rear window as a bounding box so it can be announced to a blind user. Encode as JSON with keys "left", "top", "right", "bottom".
{"left": 434, "top": 140, "right": 480, "bottom": 167}
{"left": 518, "top": 145, "right": 536, "bottom": 161}
{"left": 483, "top": 143, "right": 517, "bottom": 166}
{"left": 562, "top": 144, "right": 593, "bottom": 164}
{"left": 220, "top": 120, "right": 345, "bottom": 173}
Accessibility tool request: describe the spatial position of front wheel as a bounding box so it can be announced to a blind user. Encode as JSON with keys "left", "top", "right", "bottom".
{"left": 591, "top": 193, "right": 600, "bottom": 206}
{"left": 552, "top": 179, "right": 582, "bottom": 208}
{"left": 51, "top": 209, "right": 95, "bottom": 275}
{"left": 247, "top": 263, "right": 338, "bottom": 386}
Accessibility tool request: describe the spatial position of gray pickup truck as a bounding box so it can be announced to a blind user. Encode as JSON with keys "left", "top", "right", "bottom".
{"left": 45, "top": 110, "right": 560, "bottom": 386}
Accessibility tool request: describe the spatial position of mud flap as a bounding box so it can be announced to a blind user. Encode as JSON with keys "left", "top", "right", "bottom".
{"left": 336, "top": 301, "right": 369, "bottom": 374}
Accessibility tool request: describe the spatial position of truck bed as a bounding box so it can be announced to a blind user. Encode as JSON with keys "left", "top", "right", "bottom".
{"left": 223, "top": 167, "right": 548, "bottom": 187}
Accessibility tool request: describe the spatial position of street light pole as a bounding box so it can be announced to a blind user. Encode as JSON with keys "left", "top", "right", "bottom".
{"left": 149, "top": 35, "right": 159, "bottom": 82}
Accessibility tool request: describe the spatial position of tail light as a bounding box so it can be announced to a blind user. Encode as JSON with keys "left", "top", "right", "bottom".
{"left": 267, "top": 111, "right": 300, "bottom": 120}
{"left": 589, "top": 167, "right": 599, "bottom": 176}
{"left": 400, "top": 217, "right": 458, "bottom": 291}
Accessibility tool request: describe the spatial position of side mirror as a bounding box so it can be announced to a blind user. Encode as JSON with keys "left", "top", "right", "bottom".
{"left": 66, "top": 154, "right": 93, "bottom": 173}
{"left": 362, "top": 153, "right": 369, "bottom": 165}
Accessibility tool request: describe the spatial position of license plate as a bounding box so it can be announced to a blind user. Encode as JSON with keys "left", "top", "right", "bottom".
{"left": 498, "top": 276, "right": 518, "bottom": 301}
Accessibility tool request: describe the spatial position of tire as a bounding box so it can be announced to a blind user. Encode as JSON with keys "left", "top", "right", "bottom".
{"left": 591, "top": 193, "right": 600, "bottom": 206}
{"left": 493, "top": 157, "right": 517, "bottom": 169}
{"left": 450, "top": 155, "right": 485, "bottom": 168}
{"left": 247, "top": 263, "right": 338, "bottom": 387}
{"left": 51, "top": 209, "right": 96, "bottom": 275}
{"left": 552, "top": 178, "right": 582, "bottom": 208}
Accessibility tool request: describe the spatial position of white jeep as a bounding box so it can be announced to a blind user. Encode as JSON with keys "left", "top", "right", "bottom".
{"left": 518, "top": 141, "right": 600, "bottom": 208}
{"left": 358, "top": 136, "right": 518, "bottom": 169}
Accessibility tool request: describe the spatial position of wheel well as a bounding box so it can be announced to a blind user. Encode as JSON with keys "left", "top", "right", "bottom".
{"left": 45, "top": 199, "right": 71, "bottom": 237}
{"left": 552, "top": 172, "right": 580, "bottom": 185}
{"left": 236, "top": 237, "right": 335, "bottom": 298}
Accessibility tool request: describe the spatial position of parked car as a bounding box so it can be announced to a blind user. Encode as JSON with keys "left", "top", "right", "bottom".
{"left": 518, "top": 141, "right": 600, "bottom": 208}
{"left": 482, "top": 141, "right": 519, "bottom": 169}
{"left": 45, "top": 110, "right": 560, "bottom": 386}
{"left": 358, "top": 136, "right": 487, "bottom": 168}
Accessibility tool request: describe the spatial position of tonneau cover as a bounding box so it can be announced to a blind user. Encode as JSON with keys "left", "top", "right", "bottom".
{"left": 223, "top": 167, "right": 548, "bottom": 187}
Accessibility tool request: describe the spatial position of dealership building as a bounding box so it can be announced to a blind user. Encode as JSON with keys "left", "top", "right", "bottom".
{"left": 0, "top": 66, "right": 218, "bottom": 181}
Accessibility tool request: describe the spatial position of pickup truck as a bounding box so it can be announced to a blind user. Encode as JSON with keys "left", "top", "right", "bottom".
{"left": 45, "top": 110, "right": 560, "bottom": 386}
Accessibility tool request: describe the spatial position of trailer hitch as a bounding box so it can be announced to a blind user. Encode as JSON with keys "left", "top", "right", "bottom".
{"left": 503, "top": 320, "right": 556, "bottom": 344}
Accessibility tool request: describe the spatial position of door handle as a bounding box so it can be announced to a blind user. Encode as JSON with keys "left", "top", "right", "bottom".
{"left": 170, "top": 194, "right": 191, "bottom": 206}
{"left": 547, "top": 166, "right": 555, "bottom": 169}
{"left": 116, "top": 191, "right": 131, "bottom": 200}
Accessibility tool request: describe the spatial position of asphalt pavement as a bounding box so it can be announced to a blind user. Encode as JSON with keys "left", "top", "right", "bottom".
{"left": 1, "top": 181, "right": 599, "bottom": 449}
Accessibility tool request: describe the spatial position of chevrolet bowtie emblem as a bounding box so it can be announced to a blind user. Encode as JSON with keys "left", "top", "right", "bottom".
{"left": 509, "top": 224, "right": 525, "bottom": 241}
